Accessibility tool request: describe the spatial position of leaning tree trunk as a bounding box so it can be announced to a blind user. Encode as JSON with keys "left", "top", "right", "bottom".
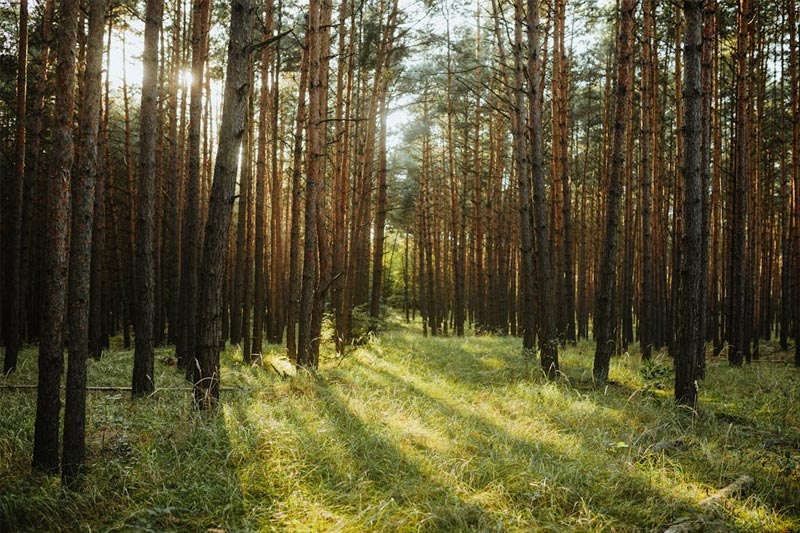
{"left": 194, "top": 0, "right": 252, "bottom": 409}
{"left": 592, "top": 0, "right": 634, "bottom": 383}
{"left": 32, "top": 0, "right": 80, "bottom": 474}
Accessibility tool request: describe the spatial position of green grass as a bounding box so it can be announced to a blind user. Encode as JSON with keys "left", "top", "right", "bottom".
{"left": 1, "top": 316, "right": 799, "bottom": 532}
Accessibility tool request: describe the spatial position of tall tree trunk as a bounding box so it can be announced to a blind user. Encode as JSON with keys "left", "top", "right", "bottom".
{"left": 122, "top": 37, "right": 136, "bottom": 343}
{"left": 729, "top": 0, "right": 750, "bottom": 367}
{"left": 593, "top": 0, "right": 634, "bottom": 383}
{"left": 165, "top": 0, "right": 183, "bottom": 345}
{"left": 63, "top": 0, "right": 105, "bottom": 482}
{"left": 19, "top": 0, "right": 55, "bottom": 350}
{"left": 240, "top": 68, "right": 254, "bottom": 363}
{"left": 178, "top": 0, "right": 212, "bottom": 374}
{"left": 252, "top": 36, "right": 270, "bottom": 356}
{"left": 194, "top": 0, "right": 253, "bottom": 408}
{"left": 32, "top": 0, "right": 80, "bottom": 473}
{"left": 639, "top": 0, "right": 655, "bottom": 360}
{"left": 790, "top": 0, "right": 800, "bottom": 367}
{"left": 266, "top": 5, "right": 285, "bottom": 346}
{"left": 297, "top": 0, "right": 330, "bottom": 369}
{"left": 133, "top": 0, "right": 163, "bottom": 397}
{"left": 697, "top": 0, "right": 715, "bottom": 379}
{"left": 3, "top": 0, "right": 28, "bottom": 373}
{"left": 369, "top": 0, "right": 400, "bottom": 329}
{"left": 552, "top": 0, "right": 573, "bottom": 344}
{"left": 89, "top": 24, "right": 111, "bottom": 360}
{"left": 528, "top": 0, "right": 558, "bottom": 378}
{"left": 675, "top": 0, "right": 703, "bottom": 407}
{"left": 330, "top": 0, "right": 352, "bottom": 353}
{"left": 513, "top": 0, "right": 535, "bottom": 351}
{"left": 285, "top": 43, "right": 309, "bottom": 361}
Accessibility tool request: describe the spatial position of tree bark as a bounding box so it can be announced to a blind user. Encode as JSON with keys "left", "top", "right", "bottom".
{"left": 3, "top": 0, "right": 28, "bottom": 374}
{"left": 729, "top": 0, "right": 750, "bottom": 367}
{"left": 675, "top": 0, "right": 703, "bottom": 407}
{"left": 790, "top": 0, "right": 800, "bottom": 367}
{"left": 593, "top": 0, "right": 634, "bottom": 383}
{"left": 513, "top": 0, "right": 535, "bottom": 352}
{"left": 178, "top": 0, "right": 212, "bottom": 375}
{"left": 640, "top": 0, "right": 655, "bottom": 360}
{"left": 132, "top": 0, "right": 163, "bottom": 397}
{"left": 297, "top": 0, "right": 331, "bottom": 369}
{"left": 194, "top": 0, "right": 253, "bottom": 408}
{"left": 528, "top": 0, "right": 558, "bottom": 379}
{"left": 63, "top": 0, "right": 106, "bottom": 482}
{"left": 33, "top": 0, "right": 80, "bottom": 474}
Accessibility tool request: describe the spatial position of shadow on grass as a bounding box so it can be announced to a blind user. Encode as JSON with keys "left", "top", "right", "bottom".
{"left": 354, "top": 361, "right": 692, "bottom": 529}
{"left": 0, "top": 347, "right": 248, "bottom": 532}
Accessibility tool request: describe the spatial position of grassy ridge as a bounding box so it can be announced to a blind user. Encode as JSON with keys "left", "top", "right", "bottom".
{"left": 1, "top": 316, "right": 799, "bottom": 532}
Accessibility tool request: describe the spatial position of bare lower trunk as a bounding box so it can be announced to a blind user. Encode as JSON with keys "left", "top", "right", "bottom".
{"left": 33, "top": 0, "right": 80, "bottom": 474}
{"left": 194, "top": 0, "right": 253, "bottom": 409}
{"left": 593, "top": 0, "right": 634, "bottom": 383}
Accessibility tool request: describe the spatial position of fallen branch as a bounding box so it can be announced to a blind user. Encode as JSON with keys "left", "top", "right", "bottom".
{"left": 698, "top": 475, "right": 754, "bottom": 513}
{"left": 661, "top": 475, "right": 755, "bottom": 532}
{"left": 0, "top": 385, "right": 240, "bottom": 392}
{"left": 662, "top": 516, "right": 724, "bottom": 533}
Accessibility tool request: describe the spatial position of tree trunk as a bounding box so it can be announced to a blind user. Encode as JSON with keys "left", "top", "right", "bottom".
{"left": 675, "top": 0, "right": 703, "bottom": 408}
{"left": 164, "top": 0, "right": 183, "bottom": 346}
{"left": 194, "top": 0, "right": 253, "bottom": 408}
{"left": 132, "top": 0, "right": 163, "bottom": 397}
{"left": 286, "top": 43, "right": 309, "bottom": 361}
{"left": 639, "top": 0, "right": 655, "bottom": 360}
{"left": 513, "top": 0, "right": 535, "bottom": 352}
{"left": 697, "top": 0, "right": 715, "bottom": 379}
{"left": 3, "top": 0, "right": 28, "bottom": 374}
{"left": 297, "top": 0, "right": 330, "bottom": 369}
{"left": 729, "top": 0, "right": 751, "bottom": 367}
{"left": 178, "top": 0, "right": 212, "bottom": 374}
{"left": 790, "top": 0, "right": 800, "bottom": 367}
{"left": 63, "top": 0, "right": 106, "bottom": 482}
{"left": 32, "top": 0, "right": 80, "bottom": 474}
{"left": 528, "top": 0, "right": 558, "bottom": 378}
{"left": 19, "top": 0, "right": 55, "bottom": 351}
{"left": 593, "top": 0, "right": 634, "bottom": 383}
{"left": 252, "top": 40, "right": 270, "bottom": 356}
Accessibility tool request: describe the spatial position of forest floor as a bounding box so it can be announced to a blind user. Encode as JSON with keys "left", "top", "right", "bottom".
{"left": 1, "top": 315, "right": 799, "bottom": 532}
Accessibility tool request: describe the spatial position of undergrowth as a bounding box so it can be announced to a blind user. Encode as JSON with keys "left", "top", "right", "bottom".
{"left": 1, "top": 315, "right": 798, "bottom": 532}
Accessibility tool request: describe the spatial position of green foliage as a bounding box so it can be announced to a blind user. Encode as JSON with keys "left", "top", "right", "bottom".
{"left": 1, "top": 321, "right": 799, "bottom": 532}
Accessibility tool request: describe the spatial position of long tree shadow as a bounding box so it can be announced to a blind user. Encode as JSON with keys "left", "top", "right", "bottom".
{"left": 343, "top": 354, "right": 742, "bottom": 530}
{"left": 0, "top": 346, "right": 248, "bottom": 532}
{"left": 277, "top": 380, "right": 492, "bottom": 531}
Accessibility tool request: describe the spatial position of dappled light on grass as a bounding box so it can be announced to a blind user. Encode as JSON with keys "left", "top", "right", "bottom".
{"left": 1, "top": 317, "right": 799, "bottom": 531}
